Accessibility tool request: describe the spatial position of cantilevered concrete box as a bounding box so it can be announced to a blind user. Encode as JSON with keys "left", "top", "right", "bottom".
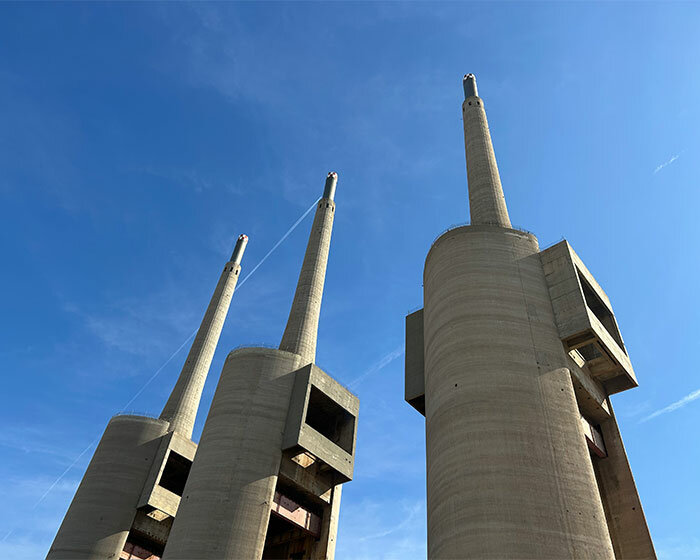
{"left": 137, "top": 431, "right": 196, "bottom": 520}
{"left": 282, "top": 364, "right": 359, "bottom": 483}
{"left": 540, "top": 241, "right": 638, "bottom": 394}
{"left": 405, "top": 308, "right": 425, "bottom": 416}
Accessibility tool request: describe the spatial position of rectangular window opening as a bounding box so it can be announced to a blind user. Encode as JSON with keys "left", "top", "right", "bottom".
{"left": 304, "top": 386, "right": 355, "bottom": 454}
{"left": 157, "top": 451, "right": 191, "bottom": 497}
{"left": 576, "top": 269, "right": 626, "bottom": 352}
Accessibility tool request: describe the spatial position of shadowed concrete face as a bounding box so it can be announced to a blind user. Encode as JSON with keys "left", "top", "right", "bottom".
{"left": 279, "top": 173, "right": 337, "bottom": 364}
{"left": 160, "top": 234, "right": 248, "bottom": 438}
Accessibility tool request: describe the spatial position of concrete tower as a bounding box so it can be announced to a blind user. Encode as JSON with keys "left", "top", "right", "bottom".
{"left": 405, "top": 75, "right": 656, "bottom": 559}
{"left": 48, "top": 235, "right": 249, "bottom": 560}
{"left": 163, "top": 173, "right": 358, "bottom": 560}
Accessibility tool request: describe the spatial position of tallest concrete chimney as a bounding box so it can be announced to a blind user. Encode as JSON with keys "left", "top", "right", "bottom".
{"left": 279, "top": 172, "right": 338, "bottom": 364}
{"left": 462, "top": 73, "right": 511, "bottom": 227}
{"left": 159, "top": 234, "right": 248, "bottom": 438}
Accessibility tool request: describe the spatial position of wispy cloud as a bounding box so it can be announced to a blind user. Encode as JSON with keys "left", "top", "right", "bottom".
{"left": 348, "top": 346, "right": 404, "bottom": 389}
{"left": 359, "top": 501, "right": 422, "bottom": 541}
{"left": 641, "top": 388, "right": 700, "bottom": 422}
{"left": 654, "top": 153, "right": 681, "bottom": 174}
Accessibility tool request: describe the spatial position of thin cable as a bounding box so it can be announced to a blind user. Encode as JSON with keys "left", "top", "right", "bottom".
{"left": 24, "top": 197, "right": 320, "bottom": 528}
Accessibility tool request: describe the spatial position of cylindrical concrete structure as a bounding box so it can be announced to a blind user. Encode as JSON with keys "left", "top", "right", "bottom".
{"left": 462, "top": 76, "right": 511, "bottom": 227}
{"left": 423, "top": 225, "right": 614, "bottom": 558}
{"left": 47, "top": 415, "right": 169, "bottom": 560}
{"left": 162, "top": 348, "right": 304, "bottom": 559}
{"left": 160, "top": 236, "right": 247, "bottom": 438}
{"left": 279, "top": 174, "right": 337, "bottom": 365}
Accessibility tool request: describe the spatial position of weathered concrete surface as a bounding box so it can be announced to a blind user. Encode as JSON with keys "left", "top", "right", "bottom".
{"left": 279, "top": 173, "right": 337, "bottom": 364}
{"left": 594, "top": 400, "right": 656, "bottom": 559}
{"left": 312, "top": 484, "right": 342, "bottom": 560}
{"left": 161, "top": 347, "right": 304, "bottom": 559}
{"left": 462, "top": 76, "right": 511, "bottom": 227}
{"left": 137, "top": 431, "right": 197, "bottom": 518}
{"left": 282, "top": 363, "right": 359, "bottom": 482}
{"left": 423, "top": 225, "right": 614, "bottom": 558}
{"left": 160, "top": 235, "right": 247, "bottom": 438}
{"left": 47, "top": 415, "right": 169, "bottom": 559}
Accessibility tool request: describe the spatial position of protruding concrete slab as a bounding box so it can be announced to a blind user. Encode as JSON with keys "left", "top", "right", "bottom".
{"left": 540, "top": 240, "right": 637, "bottom": 394}
{"left": 404, "top": 308, "right": 425, "bottom": 415}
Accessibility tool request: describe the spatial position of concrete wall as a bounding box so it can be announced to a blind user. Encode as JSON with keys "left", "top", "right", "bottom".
{"left": 162, "top": 347, "right": 304, "bottom": 559}
{"left": 422, "top": 225, "right": 614, "bottom": 559}
{"left": 593, "top": 401, "right": 656, "bottom": 559}
{"left": 47, "top": 415, "right": 169, "bottom": 559}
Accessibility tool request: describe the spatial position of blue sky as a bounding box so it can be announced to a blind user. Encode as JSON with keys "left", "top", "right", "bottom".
{"left": 1, "top": 2, "right": 699, "bottom": 558}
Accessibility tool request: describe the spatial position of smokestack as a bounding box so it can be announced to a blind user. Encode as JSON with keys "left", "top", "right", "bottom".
{"left": 279, "top": 173, "right": 338, "bottom": 364}
{"left": 159, "top": 234, "right": 248, "bottom": 438}
{"left": 463, "top": 73, "right": 478, "bottom": 99}
{"left": 231, "top": 234, "right": 248, "bottom": 265}
{"left": 462, "top": 73, "right": 511, "bottom": 227}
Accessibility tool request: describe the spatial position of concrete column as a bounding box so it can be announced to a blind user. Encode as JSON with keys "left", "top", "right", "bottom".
{"left": 47, "top": 415, "right": 169, "bottom": 559}
{"left": 160, "top": 235, "right": 247, "bottom": 438}
{"left": 312, "top": 484, "right": 343, "bottom": 560}
{"left": 279, "top": 173, "right": 337, "bottom": 365}
{"left": 161, "top": 348, "right": 304, "bottom": 559}
{"left": 593, "top": 400, "right": 656, "bottom": 559}
{"left": 462, "top": 74, "right": 511, "bottom": 227}
{"left": 423, "top": 225, "right": 614, "bottom": 558}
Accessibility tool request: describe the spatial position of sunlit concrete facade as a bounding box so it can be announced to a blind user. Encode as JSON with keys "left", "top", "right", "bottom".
{"left": 405, "top": 74, "right": 655, "bottom": 559}
{"left": 47, "top": 235, "right": 248, "bottom": 560}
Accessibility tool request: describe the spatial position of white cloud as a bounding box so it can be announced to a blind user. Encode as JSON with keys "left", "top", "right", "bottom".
{"left": 654, "top": 153, "right": 681, "bottom": 174}
{"left": 641, "top": 388, "right": 700, "bottom": 422}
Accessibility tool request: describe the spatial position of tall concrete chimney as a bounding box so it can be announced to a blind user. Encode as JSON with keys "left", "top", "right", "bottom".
{"left": 462, "top": 73, "right": 511, "bottom": 227}
{"left": 48, "top": 234, "right": 249, "bottom": 560}
{"left": 160, "top": 234, "right": 248, "bottom": 438}
{"left": 279, "top": 172, "right": 338, "bottom": 364}
{"left": 163, "top": 172, "right": 358, "bottom": 560}
{"left": 404, "top": 75, "right": 655, "bottom": 558}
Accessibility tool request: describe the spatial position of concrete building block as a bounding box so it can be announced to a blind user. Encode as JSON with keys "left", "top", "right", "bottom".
{"left": 540, "top": 241, "right": 637, "bottom": 394}
{"left": 422, "top": 225, "right": 614, "bottom": 558}
{"left": 47, "top": 415, "right": 169, "bottom": 559}
{"left": 283, "top": 364, "right": 359, "bottom": 482}
{"left": 404, "top": 308, "right": 426, "bottom": 415}
{"left": 593, "top": 400, "right": 656, "bottom": 559}
{"left": 137, "top": 431, "right": 197, "bottom": 519}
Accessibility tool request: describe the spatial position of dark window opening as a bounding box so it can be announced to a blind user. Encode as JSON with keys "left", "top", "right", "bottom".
{"left": 304, "top": 387, "right": 355, "bottom": 454}
{"left": 577, "top": 342, "right": 602, "bottom": 362}
{"left": 262, "top": 514, "right": 312, "bottom": 560}
{"left": 158, "top": 451, "right": 191, "bottom": 496}
{"left": 576, "top": 269, "right": 626, "bottom": 352}
{"left": 122, "top": 529, "right": 164, "bottom": 559}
